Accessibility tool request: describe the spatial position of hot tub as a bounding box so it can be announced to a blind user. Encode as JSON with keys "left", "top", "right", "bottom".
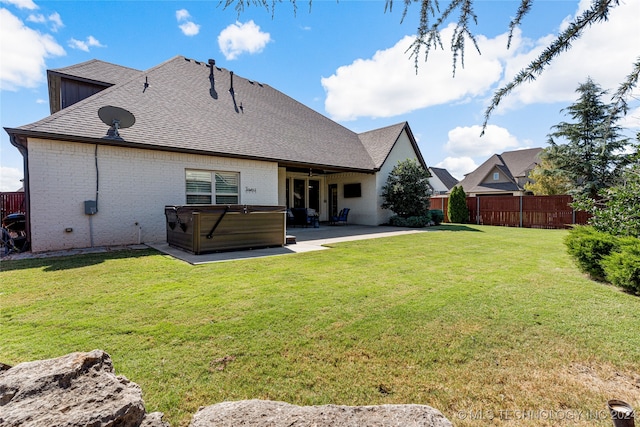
{"left": 165, "top": 205, "right": 286, "bottom": 254}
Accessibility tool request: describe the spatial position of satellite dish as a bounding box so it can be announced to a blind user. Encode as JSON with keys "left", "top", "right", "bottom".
{"left": 98, "top": 105, "right": 135, "bottom": 138}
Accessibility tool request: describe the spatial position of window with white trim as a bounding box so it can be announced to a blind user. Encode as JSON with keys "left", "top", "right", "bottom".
{"left": 186, "top": 170, "right": 239, "bottom": 204}
{"left": 493, "top": 172, "right": 500, "bottom": 181}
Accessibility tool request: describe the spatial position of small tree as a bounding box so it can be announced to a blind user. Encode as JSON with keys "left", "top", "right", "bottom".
{"left": 381, "top": 158, "right": 431, "bottom": 218}
{"left": 448, "top": 185, "right": 469, "bottom": 223}
{"left": 524, "top": 150, "right": 574, "bottom": 195}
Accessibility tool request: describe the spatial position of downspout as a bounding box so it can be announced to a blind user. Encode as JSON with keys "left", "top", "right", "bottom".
{"left": 8, "top": 134, "right": 31, "bottom": 250}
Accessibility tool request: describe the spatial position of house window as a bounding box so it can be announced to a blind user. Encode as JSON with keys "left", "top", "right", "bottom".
{"left": 186, "top": 170, "right": 239, "bottom": 204}
{"left": 493, "top": 172, "right": 500, "bottom": 181}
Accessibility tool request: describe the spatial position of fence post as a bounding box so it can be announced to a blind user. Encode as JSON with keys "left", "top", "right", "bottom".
{"left": 476, "top": 196, "right": 480, "bottom": 225}
{"left": 519, "top": 195, "right": 523, "bottom": 228}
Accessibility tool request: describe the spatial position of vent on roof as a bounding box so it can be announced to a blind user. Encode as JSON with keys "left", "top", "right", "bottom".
{"left": 98, "top": 106, "right": 135, "bottom": 139}
{"left": 208, "top": 59, "right": 217, "bottom": 99}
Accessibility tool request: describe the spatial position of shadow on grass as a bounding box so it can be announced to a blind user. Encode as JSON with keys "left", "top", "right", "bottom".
{"left": 0, "top": 249, "right": 159, "bottom": 272}
{"left": 432, "top": 224, "right": 483, "bottom": 232}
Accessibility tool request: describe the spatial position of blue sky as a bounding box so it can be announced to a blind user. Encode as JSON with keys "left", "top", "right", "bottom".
{"left": 1, "top": 0, "right": 639, "bottom": 191}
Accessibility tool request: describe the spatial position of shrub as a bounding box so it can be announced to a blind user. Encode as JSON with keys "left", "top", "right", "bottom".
{"left": 429, "top": 209, "right": 444, "bottom": 225}
{"left": 389, "top": 214, "right": 431, "bottom": 228}
{"left": 381, "top": 159, "right": 432, "bottom": 218}
{"left": 601, "top": 237, "right": 640, "bottom": 295}
{"left": 564, "top": 226, "right": 619, "bottom": 281}
{"left": 448, "top": 186, "right": 469, "bottom": 223}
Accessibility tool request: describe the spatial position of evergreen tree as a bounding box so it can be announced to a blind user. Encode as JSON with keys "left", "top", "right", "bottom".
{"left": 448, "top": 186, "right": 468, "bottom": 223}
{"left": 545, "top": 78, "right": 633, "bottom": 198}
{"left": 381, "top": 158, "right": 432, "bottom": 218}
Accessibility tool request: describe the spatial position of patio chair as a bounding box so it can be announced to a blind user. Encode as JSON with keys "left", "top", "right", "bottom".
{"left": 330, "top": 208, "right": 350, "bottom": 225}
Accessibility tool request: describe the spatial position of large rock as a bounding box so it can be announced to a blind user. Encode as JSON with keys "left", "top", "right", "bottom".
{"left": 0, "top": 350, "right": 168, "bottom": 427}
{"left": 189, "top": 399, "right": 453, "bottom": 427}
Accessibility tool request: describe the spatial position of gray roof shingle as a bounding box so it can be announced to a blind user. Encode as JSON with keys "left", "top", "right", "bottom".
{"left": 10, "top": 56, "right": 422, "bottom": 172}
{"left": 49, "top": 59, "right": 142, "bottom": 85}
{"left": 429, "top": 167, "right": 459, "bottom": 190}
{"left": 358, "top": 122, "right": 426, "bottom": 169}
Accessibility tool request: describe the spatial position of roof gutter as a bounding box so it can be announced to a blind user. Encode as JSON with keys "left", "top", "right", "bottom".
{"left": 4, "top": 127, "right": 379, "bottom": 175}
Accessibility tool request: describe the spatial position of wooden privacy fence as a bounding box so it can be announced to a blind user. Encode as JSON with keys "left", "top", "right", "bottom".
{"left": 1, "top": 191, "right": 25, "bottom": 220}
{"left": 430, "top": 195, "right": 589, "bottom": 229}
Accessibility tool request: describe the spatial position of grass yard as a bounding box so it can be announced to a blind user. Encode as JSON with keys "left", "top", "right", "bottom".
{"left": 1, "top": 224, "right": 639, "bottom": 426}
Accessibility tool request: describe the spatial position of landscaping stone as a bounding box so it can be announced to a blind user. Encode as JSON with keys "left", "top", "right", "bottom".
{"left": 189, "top": 399, "right": 453, "bottom": 427}
{"left": 0, "top": 351, "right": 452, "bottom": 427}
{"left": 0, "top": 349, "right": 168, "bottom": 427}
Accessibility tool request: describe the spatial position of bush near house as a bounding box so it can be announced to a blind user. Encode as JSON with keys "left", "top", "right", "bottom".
{"left": 429, "top": 209, "right": 444, "bottom": 225}
{"left": 565, "top": 226, "right": 640, "bottom": 294}
{"left": 381, "top": 159, "right": 431, "bottom": 219}
{"left": 564, "top": 226, "right": 619, "bottom": 281}
{"left": 601, "top": 237, "right": 640, "bottom": 295}
{"left": 389, "top": 213, "right": 431, "bottom": 228}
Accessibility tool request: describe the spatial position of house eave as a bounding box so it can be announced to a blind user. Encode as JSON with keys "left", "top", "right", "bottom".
{"left": 4, "top": 128, "right": 378, "bottom": 175}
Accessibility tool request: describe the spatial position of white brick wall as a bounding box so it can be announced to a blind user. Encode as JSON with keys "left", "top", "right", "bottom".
{"left": 27, "top": 139, "right": 279, "bottom": 252}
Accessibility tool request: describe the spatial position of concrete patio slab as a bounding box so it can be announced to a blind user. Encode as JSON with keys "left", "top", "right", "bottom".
{"left": 2, "top": 225, "right": 429, "bottom": 264}
{"left": 147, "top": 225, "right": 428, "bottom": 265}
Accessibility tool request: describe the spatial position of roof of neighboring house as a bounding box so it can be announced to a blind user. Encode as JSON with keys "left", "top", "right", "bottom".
{"left": 7, "top": 56, "right": 426, "bottom": 173}
{"left": 428, "top": 167, "right": 459, "bottom": 190}
{"left": 457, "top": 147, "right": 543, "bottom": 194}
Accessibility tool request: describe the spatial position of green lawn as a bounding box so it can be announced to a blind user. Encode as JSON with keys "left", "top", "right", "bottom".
{"left": 1, "top": 225, "right": 639, "bottom": 426}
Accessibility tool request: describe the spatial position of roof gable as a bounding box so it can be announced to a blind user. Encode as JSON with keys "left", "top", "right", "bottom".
{"left": 358, "top": 122, "right": 426, "bottom": 169}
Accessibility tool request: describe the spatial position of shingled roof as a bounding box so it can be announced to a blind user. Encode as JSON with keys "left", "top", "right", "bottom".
{"left": 10, "top": 56, "right": 418, "bottom": 173}
{"left": 358, "top": 122, "right": 426, "bottom": 169}
{"left": 428, "top": 167, "right": 459, "bottom": 190}
{"left": 48, "top": 59, "right": 142, "bottom": 85}
{"left": 457, "top": 147, "right": 542, "bottom": 194}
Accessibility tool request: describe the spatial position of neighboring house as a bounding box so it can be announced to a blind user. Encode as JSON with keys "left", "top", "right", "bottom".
{"left": 5, "top": 56, "right": 427, "bottom": 253}
{"left": 456, "top": 148, "right": 543, "bottom": 196}
{"left": 428, "top": 167, "right": 459, "bottom": 195}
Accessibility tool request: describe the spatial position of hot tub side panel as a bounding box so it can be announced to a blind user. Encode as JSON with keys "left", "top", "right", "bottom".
{"left": 165, "top": 205, "right": 285, "bottom": 254}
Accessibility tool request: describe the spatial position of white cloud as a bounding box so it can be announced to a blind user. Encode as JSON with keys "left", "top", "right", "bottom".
{"left": 26, "top": 13, "right": 44, "bottom": 22}
{"left": 35, "top": 98, "right": 45, "bottom": 103}
{"left": 0, "top": 167, "right": 23, "bottom": 192}
{"left": 620, "top": 107, "right": 640, "bottom": 130}
{"left": 322, "top": 27, "right": 511, "bottom": 121}
{"left": 435, "top": 157, "right": 478, "bottom": 181}
{"left": 1, "top": 0, "right": 37, "bottom": 10}
{"left": 27, "top": 11, "right": 62, "bottom": 31}
{"left": 48, "top": 11, "right": 62, "bottom": 31}
{"left": 322, "top": 1, "right": 638, "bottom": 122}
{"left": 444, "top": 125, "right": 521, "bottom": 158}
{"left": 176, "top": 9, "right": 199, "bottom": 36}
{"left": 495, "top": 0, "right": 640, "bottom": 112}
{"left": 68, "top": 35, "right": 105, "bottom": 52}
{"left": 218, "top": 20, "right": 271, "bottom": 61}
{"left": 0, "top": 8, "right": 65, "bottom": 91}
{"left": 175, "top": 9, "right": 190, "bottom": 21}
{"left": 179, "top": 21, "right": 200, "bottom": 36}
